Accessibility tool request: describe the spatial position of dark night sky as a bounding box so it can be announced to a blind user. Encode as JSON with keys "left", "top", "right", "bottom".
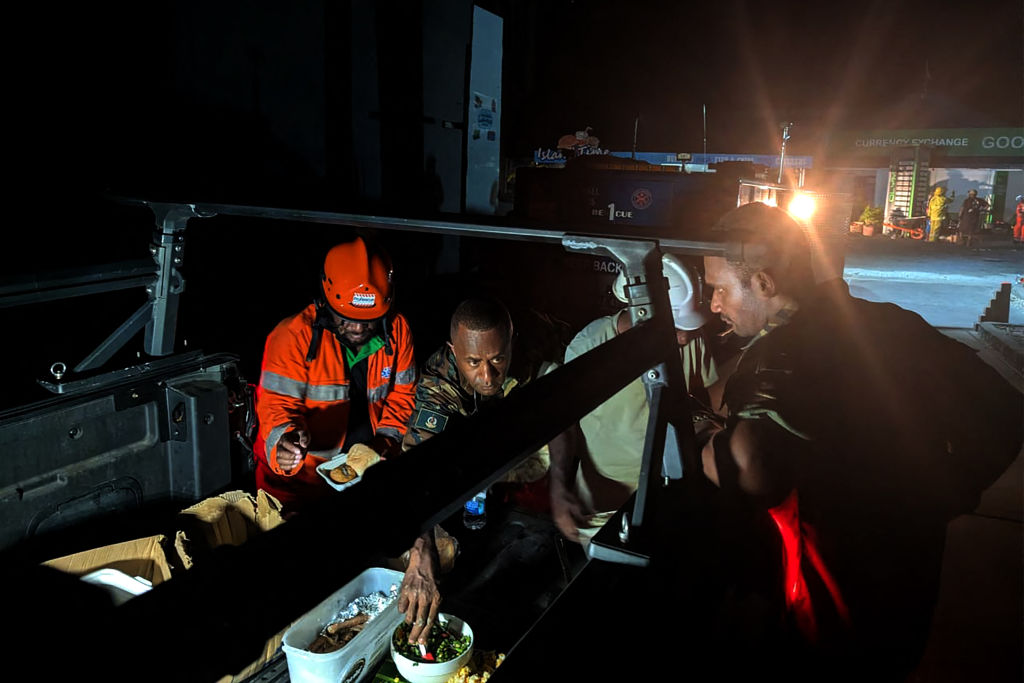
{"left": 9, "top": 0, "right": 1023, "bottom": 210}
{"left": 507, "top": 0, "right": 1023, "bottom": 156}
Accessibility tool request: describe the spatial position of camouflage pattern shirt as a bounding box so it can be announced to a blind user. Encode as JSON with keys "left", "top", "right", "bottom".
{"left": 401, "top": 332, "right": 561, "bottom": 483}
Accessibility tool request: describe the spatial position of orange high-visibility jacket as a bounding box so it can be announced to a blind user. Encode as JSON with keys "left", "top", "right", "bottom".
{"left": 255, "top": 304, "right": 417, "bottom": 499}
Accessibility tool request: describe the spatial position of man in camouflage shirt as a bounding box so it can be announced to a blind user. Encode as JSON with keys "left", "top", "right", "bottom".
{"left": 396, "top": 296, "right": 572, "bottom": 647}
{"left": 402, "top": 296, "right": 568, "bottom": 482}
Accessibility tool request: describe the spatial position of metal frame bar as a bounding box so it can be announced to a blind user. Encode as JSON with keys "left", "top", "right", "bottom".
{"left": 110, "top": 196, "right": 731, "bottom": 254}
{"left": 75, "top": 301, "right": 152, "bottom": 372}
{"left": 0, "top": 260, "right": 157, "bottom": 308}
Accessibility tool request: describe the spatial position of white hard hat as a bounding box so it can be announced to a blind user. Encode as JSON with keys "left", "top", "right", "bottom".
{"left": 612, "top": 254, "right": 709, "bottom": 331}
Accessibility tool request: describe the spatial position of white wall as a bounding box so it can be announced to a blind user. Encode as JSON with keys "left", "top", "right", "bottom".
{"left": 464, "top": 7, "right": 503, "bottom": 214}
{"left": 422, "top": 0, "right": 471, "bottom": 214}
{"left": 929, "top": 168, "right": 992, "bottom": 206}
{"left": 873, "top": 169, "right": 889, "bottom": 208}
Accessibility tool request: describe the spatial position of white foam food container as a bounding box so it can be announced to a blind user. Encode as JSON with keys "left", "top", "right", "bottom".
{"left": 79, "top": 568, "right": 153, "bottom": 606}
{"left": 282, "top": 567, "right": 405, "bottom": 683}
{"left": 315, "top": 452, "right": 363, "bottom": 492}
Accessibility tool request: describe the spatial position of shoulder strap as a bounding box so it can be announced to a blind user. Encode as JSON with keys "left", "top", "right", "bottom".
{"left": 305, "top": 304, "right": 329, "bottom": 362}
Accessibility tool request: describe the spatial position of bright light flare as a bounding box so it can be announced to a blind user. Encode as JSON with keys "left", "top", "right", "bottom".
{"left": 787, "top": 193, "right": 816, "bottom": 221}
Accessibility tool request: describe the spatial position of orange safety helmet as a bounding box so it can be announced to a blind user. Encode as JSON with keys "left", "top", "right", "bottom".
{"left": 320, "top": 237, "right": 393, "bottom": 321}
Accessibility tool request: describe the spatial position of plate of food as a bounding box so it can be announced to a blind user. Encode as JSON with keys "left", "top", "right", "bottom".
{"left": 315, "top": 453, "right": 362, "bottom": 492}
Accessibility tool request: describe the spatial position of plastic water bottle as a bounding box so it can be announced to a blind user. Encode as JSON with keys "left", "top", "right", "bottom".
{"left": 463, "top": 489, "right": 487, "bottom": 530}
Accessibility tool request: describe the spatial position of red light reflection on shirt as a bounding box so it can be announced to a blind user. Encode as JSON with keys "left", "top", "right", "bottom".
{"left": 768, "top": 489, "right": 850, "bottom": 641}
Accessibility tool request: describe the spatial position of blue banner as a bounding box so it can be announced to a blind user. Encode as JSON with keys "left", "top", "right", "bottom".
{"left": 609, "top": 151, "right": 813, "bottom": 169}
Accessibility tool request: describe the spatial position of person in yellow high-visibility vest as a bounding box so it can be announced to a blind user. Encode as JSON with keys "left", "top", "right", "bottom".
{"left": 927, "top": 186, "right": 950, "bottom": 242}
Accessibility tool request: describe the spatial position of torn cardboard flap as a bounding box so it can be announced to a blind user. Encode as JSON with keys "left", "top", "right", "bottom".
{"left": 254, "top": 489, "right": 286, "bottom": 532}
{"left": 174, "top": 489, "right": 286, "bottom": 569}
{"left": 43, "top": 535, "right": 173, "bottom": 586}
{"left": 181, "top": 497, "right": 240, "bottom": 548}
{"left": 173, "top": 530, "right": 194, "bottom": 571}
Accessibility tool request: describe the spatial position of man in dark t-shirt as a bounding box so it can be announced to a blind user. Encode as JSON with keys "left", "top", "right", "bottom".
{"left": 699, "top": 202, "right": 1022, "bottom": 681}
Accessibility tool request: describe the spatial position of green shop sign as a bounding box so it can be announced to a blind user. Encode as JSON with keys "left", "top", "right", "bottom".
{"left": 834, "top": 128, "right": 1024, "bottom": 157}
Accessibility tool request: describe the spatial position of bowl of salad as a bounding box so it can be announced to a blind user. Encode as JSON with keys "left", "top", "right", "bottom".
{"left": 391, "top": 613, "right": 474, "bottom": 683}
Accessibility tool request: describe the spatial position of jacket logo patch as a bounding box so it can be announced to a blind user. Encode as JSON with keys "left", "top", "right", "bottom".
{"left": 381, "top": 366, "right": 392, "bottom": 380}
{"left": 351, "top": 293, "right": 376, "bottom": 307}
{"left": 415, "top": 408, "right": 447, "bottom": 434}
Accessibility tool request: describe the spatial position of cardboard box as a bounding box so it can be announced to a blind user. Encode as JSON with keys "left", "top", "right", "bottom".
{"left": 42, "top": 534, "right": 173, "bottom": 586}
{"left": 41, "top": 490, "right": 289, "bottom": 683}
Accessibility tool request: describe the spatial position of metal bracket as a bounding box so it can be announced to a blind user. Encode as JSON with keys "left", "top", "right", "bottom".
{"left": 65, "top": 203, "right": 200, "bottom": 376}
{"left": 144, "top": 203, "right": 205, "bottom": 358}
{"left": 563, "top": 234, "right": 663, "bottom": 329}
{"left": 565, "top": 234, "right": 698, "bottom": 566}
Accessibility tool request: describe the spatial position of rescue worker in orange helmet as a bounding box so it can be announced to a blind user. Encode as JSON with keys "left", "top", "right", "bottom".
{"left": 254, "top": 236, "right": 417, "bottom": 513}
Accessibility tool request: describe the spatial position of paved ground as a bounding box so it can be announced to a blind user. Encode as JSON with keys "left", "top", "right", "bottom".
{"left": 842, "top": 230, "right": 1024, "bottom": 682}
{"left": 842, "top": 230, "right": 1024, "bottom": 329}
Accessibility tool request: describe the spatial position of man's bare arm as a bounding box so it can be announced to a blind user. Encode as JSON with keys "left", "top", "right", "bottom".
{"left": 548, "top": 424, "right": 591, "bottom": 542}
{"left": 701, "top": 419, "right": 797, "bottom": 506}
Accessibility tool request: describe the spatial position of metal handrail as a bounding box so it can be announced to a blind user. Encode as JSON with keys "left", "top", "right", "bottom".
{"left": 114, "top": 196, "right": 735, "bottom": 256}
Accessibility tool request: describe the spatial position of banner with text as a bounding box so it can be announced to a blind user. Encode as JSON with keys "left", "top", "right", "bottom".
{"left": 831, "top": 128, "right": 1024, "bottom": 157}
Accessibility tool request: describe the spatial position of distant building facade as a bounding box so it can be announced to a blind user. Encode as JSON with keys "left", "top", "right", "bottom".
{"left": 824, "top": 127, "right": 1024, "bottom": 225}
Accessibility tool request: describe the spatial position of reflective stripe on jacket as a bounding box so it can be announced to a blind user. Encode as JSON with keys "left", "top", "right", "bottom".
{"left": 256, "top": 304, "right": 417, "bottom": 481}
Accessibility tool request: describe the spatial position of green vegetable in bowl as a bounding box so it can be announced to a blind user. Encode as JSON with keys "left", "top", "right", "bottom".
{"left": 393, "top": 621, "right": 471, "bottom": 663}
